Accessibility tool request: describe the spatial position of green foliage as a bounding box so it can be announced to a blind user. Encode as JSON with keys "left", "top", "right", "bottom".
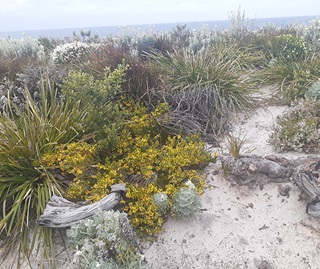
{"left": 268, "top": 34, "right": 308, "bottom": 62}
{"left": 171, "top": 181, "right": 201, "bottom": 220}
{"left": 0, "top": 78, "right": 85, "bottom": 266}
{"left": 67, "top": 210, "right": 145, "bottom": 269}
{"left": 61, "top": 64, "right": 127, "bottom": 142}
{"left": 225, "top": 133, "right": 246, "bottom": 158}
{"left": 150, "top": 45, "right": 255, "bottom": 136}
{"left": 255, "top": 57, "right": 320, "bottom": 103}
{"left": 153, "top": 192, "right": 169, "bottom": 214}
{"left": 305, "top": 79, "right": 320, "bottom": 100}
{"left": 269, "top": 99, "right": 320, "bottom": 153}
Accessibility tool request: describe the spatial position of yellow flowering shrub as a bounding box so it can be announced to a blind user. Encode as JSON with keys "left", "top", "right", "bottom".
{"left": 41, "top": 101, "right": 217, "bottom": 235}
{"left": 39, "top": 142, "right": 97, "bottom": 199}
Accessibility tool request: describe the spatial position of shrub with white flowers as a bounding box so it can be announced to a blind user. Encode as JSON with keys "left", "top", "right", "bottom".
{"left": 51, "top": 41, "right": 89, "bottom": 64}
{"left": 270, "top": 34, "right": 308, "bottom": 61}
{"left": 66, "top": 209, "right": 146, "bottom": 269}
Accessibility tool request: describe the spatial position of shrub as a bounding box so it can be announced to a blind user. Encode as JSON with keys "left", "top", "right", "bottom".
{"left": 61, "top": 64, "right": 127, "bottom": 143}
{"left": 268, "top": 34, "right": 308, "bottom": 62}
{"left": 51, "top": 41, "right": 89, "bottom": 64}
{"left": 305, "top": 79, "right": 320, "bottom": 100}
{"left": 0, "top": 78, "right": 85, "bottom": 266}
{"left": 40, "top": 101, "right": 216, "bottom": 235}
{"left": 255, "top": 57, "right": 320, "bottom": 103}
{"left": 171, "top": 180, "right": 201, "bottom": 220}
{"left": 269, "top": 99, "right": 320, "bottom": 153}
{"left": 0, "top": 64, "right": 68, "bottom": 113}
{"left": 66, "top": 209, "right": 145, "bottom": 269}
{"left": 73, "top": 43, "right": 163, "bottom": 101}
{"left": 304, "top": 17, "right": 320, "bottom": 51}
{"left": 0, "top": 36, "right": 44, "bottom": 59}
{"left": 149, "top": 46, "right": 255, "bottom": 136}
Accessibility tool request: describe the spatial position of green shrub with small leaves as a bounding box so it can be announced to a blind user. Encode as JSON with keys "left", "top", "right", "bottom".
{"left": 269, "top": 99, "right": 320, "bottom": 153}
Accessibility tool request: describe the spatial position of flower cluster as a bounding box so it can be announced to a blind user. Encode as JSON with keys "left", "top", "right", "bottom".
{"left": 58, "top": 101, "right": 216, "bottom": 235}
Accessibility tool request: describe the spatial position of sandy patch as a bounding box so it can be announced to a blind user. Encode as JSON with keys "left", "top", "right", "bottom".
{"left": 143, "top": 105, "right": 320, "bottom": 269}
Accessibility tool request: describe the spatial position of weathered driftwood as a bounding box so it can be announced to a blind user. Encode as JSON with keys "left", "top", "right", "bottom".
{"left": 37, "top": 183, "right": 126, "bottom": 228}
{"left": 221, "top": 154, "right": 294, "bottom": 185}
{"left": 223, "top": 154, "right": 320, "bottom": 217}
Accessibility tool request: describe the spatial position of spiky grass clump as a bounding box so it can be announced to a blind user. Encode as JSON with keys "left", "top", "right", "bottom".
{"left": 255, "top": 56, "right": 320, "bottom": 103}
{"left": 149, "top": 45, "right": 255, "bottom": 136}
{"left": 0, "top": 78, "right": 85, "bottom": 267}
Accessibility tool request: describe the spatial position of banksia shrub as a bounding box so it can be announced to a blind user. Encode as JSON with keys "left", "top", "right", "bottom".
{"left": 171, "top": 181, "right": 201, "bottom": 220}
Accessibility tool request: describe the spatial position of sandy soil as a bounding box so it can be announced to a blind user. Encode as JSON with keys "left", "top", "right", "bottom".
{"left": 143, "top": 105, "right": 320, "bottom": 269}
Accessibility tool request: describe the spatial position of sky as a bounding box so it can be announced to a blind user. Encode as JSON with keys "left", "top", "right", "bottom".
{"left": 0, "top": 0, "right": 319, "bottom": 32}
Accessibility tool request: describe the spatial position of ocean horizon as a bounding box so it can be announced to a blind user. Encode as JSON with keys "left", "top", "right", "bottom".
{"left": 0, "top": 15, "right": 319, "bottom": 39}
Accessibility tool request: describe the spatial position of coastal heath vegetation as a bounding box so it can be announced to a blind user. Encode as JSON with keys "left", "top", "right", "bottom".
{"left": 0, "top": 9, "right": 320, "bottom": 268}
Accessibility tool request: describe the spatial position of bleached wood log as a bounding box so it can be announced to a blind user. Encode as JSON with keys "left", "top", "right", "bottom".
{"left": 37, "top": 183, "right": 126, "bottom": 228}
{"left": 221, "top": 154, "right": 293, "bottom": 184}
{"left": 222, "top": 154, "right": 320, "bottom": 217}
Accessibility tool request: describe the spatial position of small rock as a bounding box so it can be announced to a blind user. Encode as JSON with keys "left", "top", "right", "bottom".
{"left": 278, "top": 184, "right": 291, "bottom": 197}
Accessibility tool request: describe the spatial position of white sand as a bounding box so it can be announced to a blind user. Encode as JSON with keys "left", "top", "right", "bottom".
{"left": 143, "top": 105, "right": 320, "bottom": 269}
